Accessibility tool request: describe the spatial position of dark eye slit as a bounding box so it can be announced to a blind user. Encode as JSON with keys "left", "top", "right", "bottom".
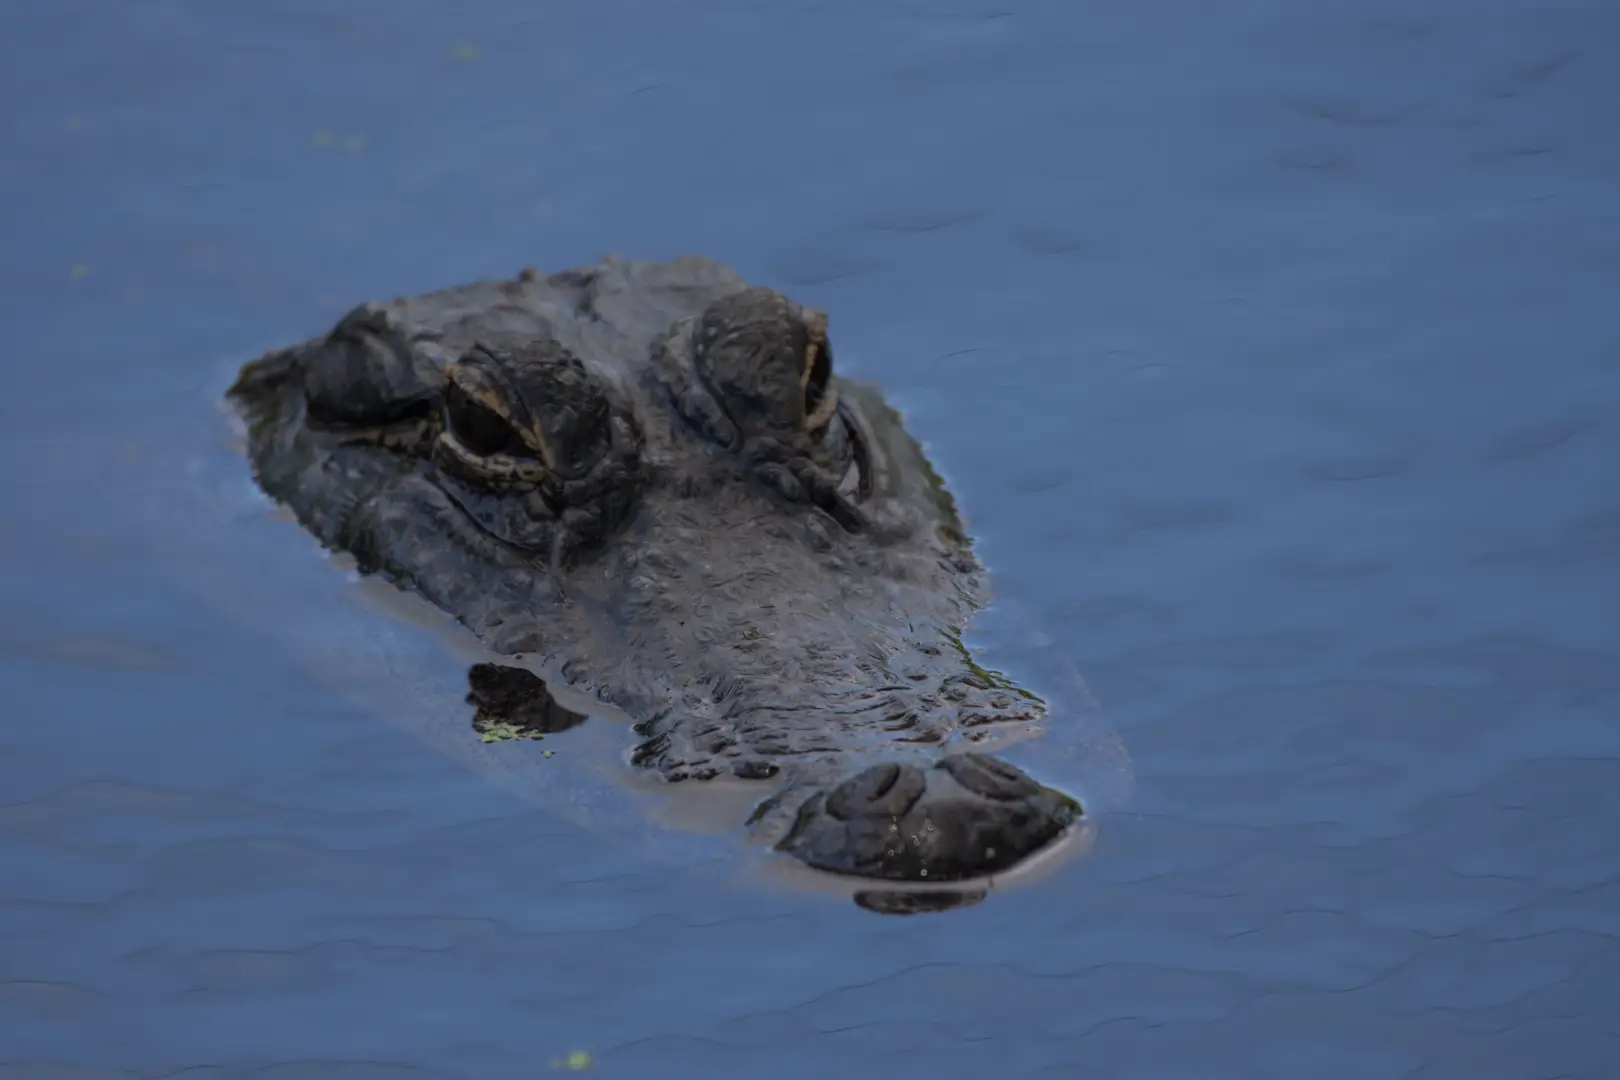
{"left": 846, "top": 406, "right": 872, "bottom": 499}
{"left": 445, "top": 381, "right": 529, "bottom": 458}
{"left": 805, "top": 341, "right": 833, "bottom": 419}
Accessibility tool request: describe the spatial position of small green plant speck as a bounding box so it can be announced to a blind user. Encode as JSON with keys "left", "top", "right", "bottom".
{"left": 549, "top": 1051, "right": 592, "bottom": 1070}
{"left": 476, "top": 721, "right": 544, "bottom": 744}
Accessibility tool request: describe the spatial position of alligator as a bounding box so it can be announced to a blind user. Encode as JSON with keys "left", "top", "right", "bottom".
{"left": 227, "top": 254, "right": 1081, "bottom": 894}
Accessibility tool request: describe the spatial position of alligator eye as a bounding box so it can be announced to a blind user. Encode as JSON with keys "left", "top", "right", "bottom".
{"left": 692, "top": 288, "right": 838, "bottom": 437}
{"left": 444, "top": 379, "right": 528, "bottom": 458}
{"left": 502, "top": 342, "right": 615, "bottom": 478}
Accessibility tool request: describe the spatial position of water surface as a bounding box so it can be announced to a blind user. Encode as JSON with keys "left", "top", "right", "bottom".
{"left": 3, "top": 2, "right": 1617, "bottom": 1077}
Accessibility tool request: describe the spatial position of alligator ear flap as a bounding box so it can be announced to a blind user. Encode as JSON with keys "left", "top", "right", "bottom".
{"left": 303, "top": 304, "right": 443, "bottom": 427}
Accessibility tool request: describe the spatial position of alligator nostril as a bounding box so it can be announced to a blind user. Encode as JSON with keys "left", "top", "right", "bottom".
{"left": 827, "top": 762, "right": 927, "bottom": 821}
{"left": 940, "top": 753, "right": 1043, "bottom": 801}
{"left": 873, "top": 765, "right": 897, "bottom": 798}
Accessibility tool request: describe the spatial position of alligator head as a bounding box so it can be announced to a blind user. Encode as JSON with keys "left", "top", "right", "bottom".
{"left": 228, "top": 256, "right": 1082, "bottom": 891}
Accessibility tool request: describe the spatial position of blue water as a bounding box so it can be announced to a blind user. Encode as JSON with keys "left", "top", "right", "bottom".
{"left": 4, "top": 2, "right": 1618, "bottom": 1077}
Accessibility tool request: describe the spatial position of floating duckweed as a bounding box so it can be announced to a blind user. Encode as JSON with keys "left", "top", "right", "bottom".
{"left": 549, "top": 1051, "right": 592, "bottom": 1070}
{"left": 476, "top": 721, "right": 545, "bottom": 743}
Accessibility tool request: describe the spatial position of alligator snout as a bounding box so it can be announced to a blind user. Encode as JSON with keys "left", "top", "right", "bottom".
{"left": 775, "top": 753, "right": 1080, "bottom": 882}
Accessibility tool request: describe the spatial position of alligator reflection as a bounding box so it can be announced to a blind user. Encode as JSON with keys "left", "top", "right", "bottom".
{"left": 854, "top": 889, "right": 988, "bottom": 915}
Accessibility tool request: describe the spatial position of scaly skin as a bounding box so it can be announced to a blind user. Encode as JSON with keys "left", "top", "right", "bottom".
{"left": 228, "top": 255, "right": 1079, "bottom": 884}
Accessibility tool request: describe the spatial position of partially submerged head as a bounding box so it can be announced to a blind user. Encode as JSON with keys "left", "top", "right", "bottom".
{"left": 229, "top": 259, "right": 1084, "bottom": 895}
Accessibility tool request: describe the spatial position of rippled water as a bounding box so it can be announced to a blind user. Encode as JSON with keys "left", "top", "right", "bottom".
{"left": 4, "top": 2, "right": 1617, "bottom": 1077}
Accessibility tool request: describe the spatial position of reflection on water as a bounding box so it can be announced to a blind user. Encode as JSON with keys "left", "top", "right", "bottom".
{"left": 3, "top": 1, "right": 1617, "bottom": 1077}
{"left": 855, "top": 888, "right": 987, "bottom": 915}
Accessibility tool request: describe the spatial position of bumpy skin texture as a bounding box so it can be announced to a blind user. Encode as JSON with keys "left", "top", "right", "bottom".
{"left": 228, "top": 255, "right": 1079, "bottom": 884}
